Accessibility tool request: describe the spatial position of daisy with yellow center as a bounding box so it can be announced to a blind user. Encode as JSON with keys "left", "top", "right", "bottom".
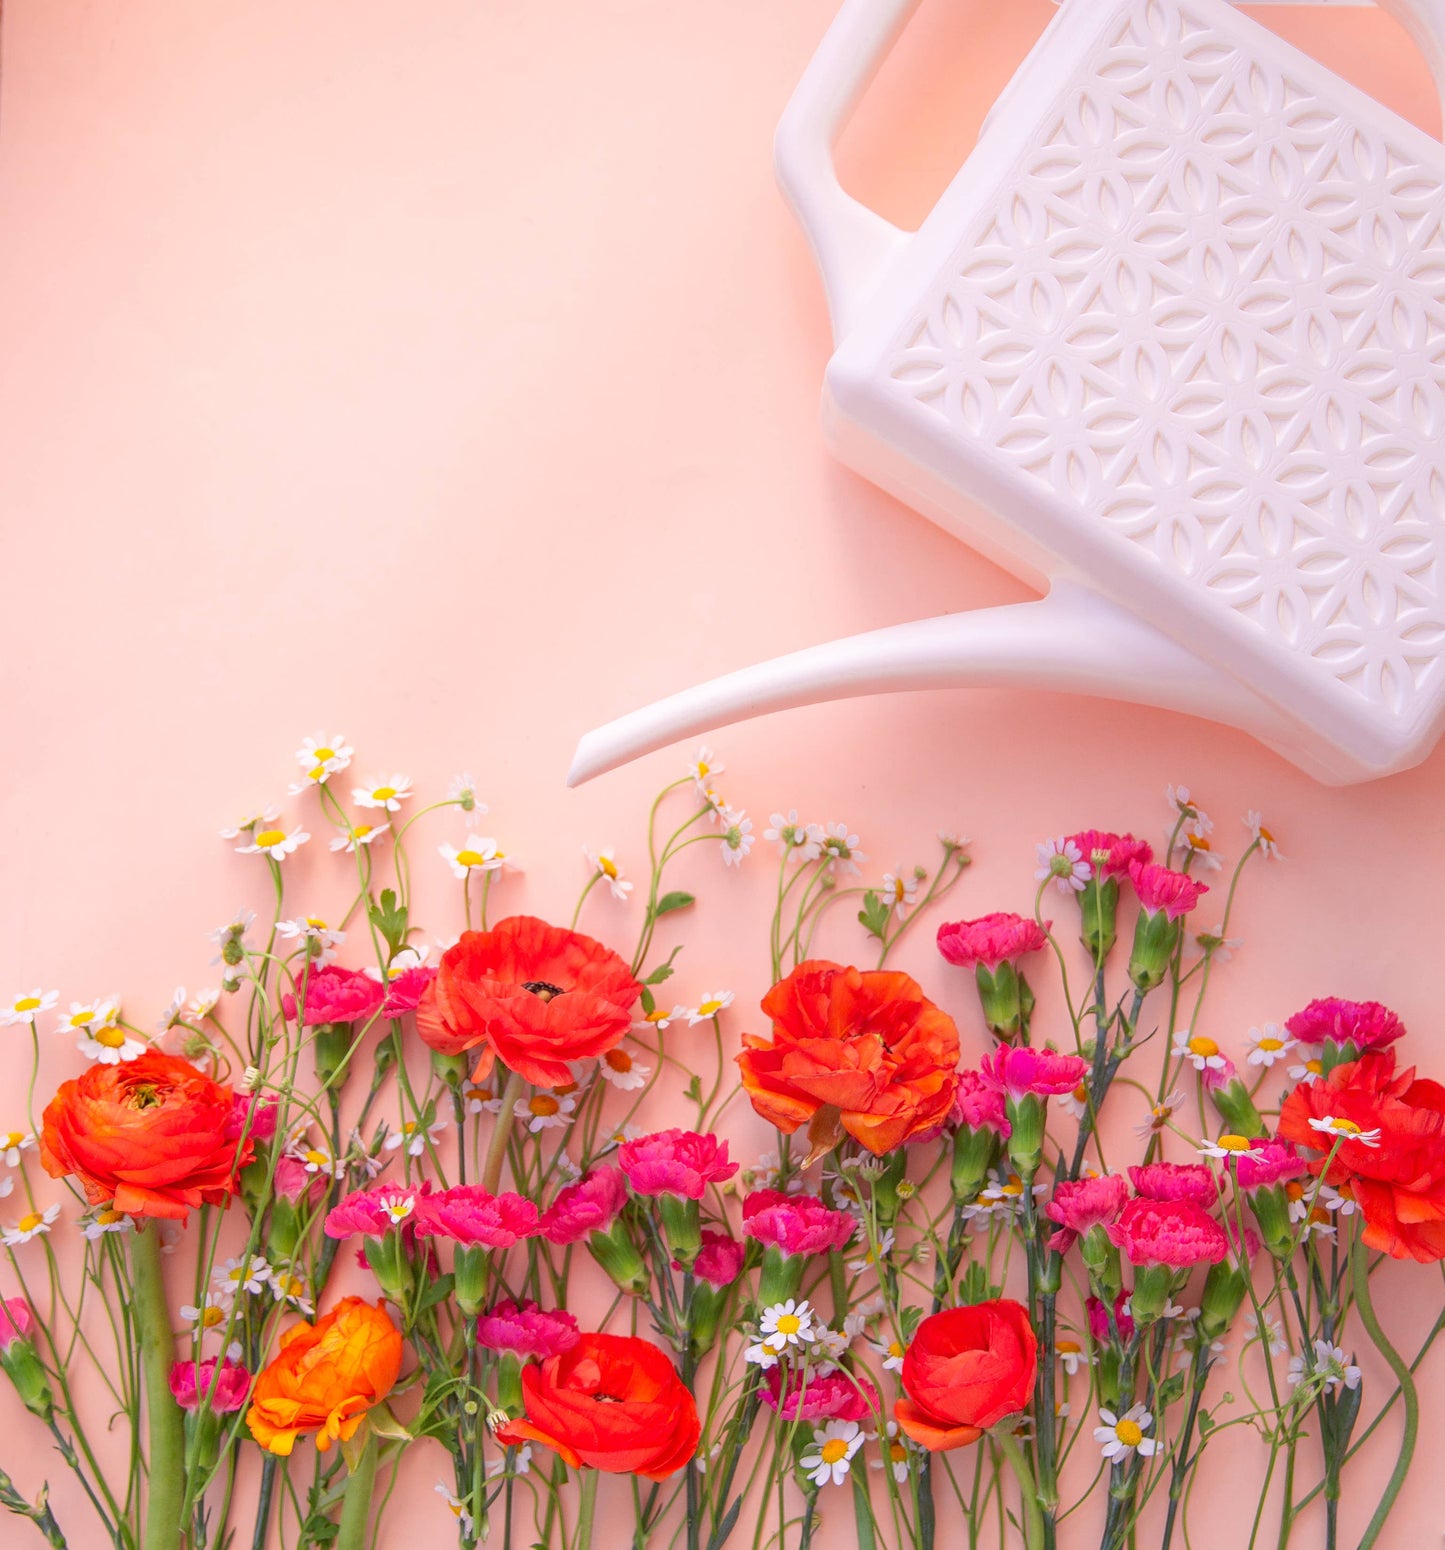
{"left": 330, "top": 822, "right": 390, "bottom": 854}
{"left": 464, "top": 1083, "right": 501, "bottom": 1116}
{"left": 1198, "top": 1134, "right": 1265, "bottom": 1162}
{"left": 1288, "top": 1051, "right": 1325, "bottom": 1086}
{"left": 1, "top": 990, "right": 56, "bottom": 1027}
{"left": 0, "top": 1132, "right": 34, "bottom": 1168}
{"left": 1173, "top": 1029, "right": 1226, "bottom": 1072}
{"left": 634, "top": 1006, "right": 675, "bottom": 1032}
{"left": 434, "top": 1485, "right": 474, "bottom": 1538}
{"left": 881, "top": 869, "right": 920, "bottom": 918}
{"left": 513, "top": 1091, "right": 576, "bottom": 1134}
{"left": 236, "top": 825, "right": 309, "bottom": 861}
{"left": 688, "top": 746, "right": 724, "bottom": 790}
{"left": 298, "top": 1144, "right": 345, "bottom": 1179}
{"left": 3, "top": 1204, "right": 59, "bottom": 1247}
{"left": 1244, "top": 811, "right": 1283, "bottom": 860}
{"left": 353, "top": 774, "right": 412, "bottom": 813}
{"left": 868, "top": 1421, "right": 912, "bottom": 1484}
{"left": 179, "top": 1297, "right": 228, "bottom": 1331}
{"left": 1094, "top": 1404, "right": 1158, "bottom": 1461}
{"left": 77, "top": 1022, "right": 147, "bottom": 1066}
{"left": 1181, "top": 830, "right": 1222, "bottom": 871}
{"left": 584, "top": 847, "right": 633, "bottom": 902}
{"left": 81, "top": 1206, "right": 132, "bottom": 1241}
{"left": 218, "top": 806, "right": 279, "bottom": 841}
{"left": 598, "top": 1046, "right": 650, "bottom": 1091}
{"left": 292, "top": 734, "right": 353, "bottom": 789}
{"left": 1134, "top": 1089, "right": 1185, "bottom": 1139}
{"left": 759, "top": 1298, "right": 815, "bottom": 1353}
{"left": 62, "top": 999, "right": 118, "bottom": 1034}
{"left": 801, "top": 1420, "right": 863, "bottom": 1487}
{"left": 276, "top": 916, "right": 346, "bottom": 966}
{"left": 438, "top": 837, "right": 506, "bottom": 880}
{"left": 869, "top": 1334, "right": 906, "bottom": 1373}
{"left": 1058, "top": 1081, "right": 1090, "bottom": 1121}
{"left": 1246, "top": 1024, "right": 1295, "bottom": 1068}
{"left": 682, "top": 991, "right": 734, "bottom": 1027}
{"left": 269, "top": 1271, "right": 314, "bottom": 1315}
{"left": 1308, "top": 1115, "right": 1382, "bottom": 1148}
{"left": 1055, "top": 1338, "right": 1091, "bottom": 1376}
{"left": 383, "top": 1116, "right": 450, "bottom": 1157}
{"left": 848, "top": 1228, "right": 895, "bottom": 1275}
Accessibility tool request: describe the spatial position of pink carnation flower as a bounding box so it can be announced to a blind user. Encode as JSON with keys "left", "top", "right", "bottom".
{"left": 413, "top": 1185, "right": 540, "bottom": 1247}
{"left": 1128, "top": 1162, "right": 1218, "bottom": 1208}
{"left": 1284, "top": 997, "right": 1405, "bottom": 1052}
{"left": 168, "top": 1357, "right": 251, "bottom": 1414}
{"left": 617, "top": 1129, "right": 739, "bottom": 1199}
{"left": 282, "top": 965, "right": 385, "bottom": 1026}
{"left": 741, "top": 1190, "right": 856, "bottom": 1258}
{"left": 0, "top": 1298, "right": 33, "bottom": 1350}
{"left": 1127, "top": 861, "right": 1208, "bottom": 920}
{"left": 381, "top": 965, "right": 439, "bottom": 1017}
{"left": 323, "top": 1184, "right": 426, "bottom": 1239}
{"left": 949, "top": 1069, "right": 1010, "bottom": 1135}
{"left": 225, "top": 1093, "right": 278, "bottom": 1144}
{"left": 1087, "top": 1290, "right": 1135, "bottom": 1344}
{"left": 1046, "top": 1174, "right": 1128, "bottom": 1252}
{"left": 539, "top": 1166, "right": 628, "bottom": 1245}
{"left": 1233, "top": 1141, "right": 1307, "bottom": 1192}
{"left": 937, "top": 912, "right": 1050, "bottom": 970}
{"left": 762, "top": 1365, "right": 880, "bottom": 1423}
{"left": 476, "top": 1298, "right": 580, "bottom": 1360}
{"left": 1067, "top": 831, "right": 1153, "bottom": 880}
{"left": 1201, "top": 1055, "right": 1238, "bottom": 1093}
{"left": 1107, "top": 1197, "right": 1228, "bottom": 1268}
{"left": 980, "top": 1045, "right": 1090, "bottom": 1100}
{"left": 685, "top": 1229, "right": 746, "bottom": 1287}
{"left": 1227, "top": 1221, "right": 1262, "bottom": 1260}
{"left": 273, "top": 1156, "right": 328, "bottom": 1206}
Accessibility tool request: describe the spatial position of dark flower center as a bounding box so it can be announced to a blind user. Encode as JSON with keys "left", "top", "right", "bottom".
{"left": 522, "top": 981, "right": 566, "bottom": 1002}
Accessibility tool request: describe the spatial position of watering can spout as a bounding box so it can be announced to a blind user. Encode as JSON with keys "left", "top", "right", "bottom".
{"left": 567, "top": 585, "right": 1282, "bottom": 787}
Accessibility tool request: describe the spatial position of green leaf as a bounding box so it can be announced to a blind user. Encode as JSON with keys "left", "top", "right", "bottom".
{"left": 652, "top": 891, "right": 695, "bottom": 920}
{"left": 857, "top": 890, "right": 890, "bottom": 943}
{"left": 416, "top": 1274, "right": 455, "bottom": 1313}
{"left": 684, "top": 1075, "right": 701, "bottom": 1104}
{"left": 368, "top": 888, "right": 409, "bottom": 957}
{"left": 639, "top": 986, "right": 656, "bottom": 1016}
{"left": 1154, "top": 1370, "right": 1187, "bottom": 1409}
{"left": 1198, "top": 1408, "right": 1214, "bottom": 1435}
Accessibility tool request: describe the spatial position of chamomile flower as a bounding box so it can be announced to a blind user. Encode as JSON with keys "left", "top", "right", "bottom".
{"left": 801, "top": 1420, "right": 863, "bottom": 1487}
{"left": 1245, "top": 1311, "right": 1288, "bottom": 1356}
{"left": 484, "top": 1443, "right": 532, "bottom": 1478}
{"left": 1288, "top": 1340, "right": 1360, "bottom": 1393}
{"left": 236, "top": 825, "right": 309, "bottom": 861}
{"left": 759, "top": 1298, "right": 816, "bottom": 1353}
{"left": 513, "top": 1092, "right": 576, "bottom": 1134}
{"left": 1309, "top": 1115, "right": 1381, "bottom": 1146}
{"left": 809, "top": 1326, "right": 852, "bottom": 1367}
{"left": 81, "top": 1207, "right": 132, "bottom": 1241}
{"left": 682, "top": 991, "right": 734, "bottom": 1026}
{"left": 870, "top": 1422, "right": 912, "bottom": 1484}
{"left": 1166, "top": 785, "right": 1210, "bottom": 828}
{"left": 1055, "top": 1339, "right": 1092, "bottom": 1376}
{"left": 1035, "top": 837, "right": 1089, "bottom": 894}
{"left": 384, "top": 1116, "right": 450, "bottom": 1157}
{"left": 213, "top": 1255, "right": 271, "bottom": 1299}
{"left": 1198, "top": 1134, "right": 1265, "bottom": 1163}
{"left": 60, "top": 999, "right": 119, "bottom": 1035}
{"left": 1194, "top": 927, "right": 1242, "bottom": 962}
{"left": 329, "top": 822, "right": 389, "bottom": 853}
{"left": 353, "top": 775, "right": 412, "bottom": 812}
{"left": 464, "top": 1082, "right": 504, "bottom": 1116}
{"left": 869, "top": 1334, "right": 906, "bottom": 1373}
{"left": 764, "top": 811, "right": 824, "bottom": 861}
{"left": 2, "top": 1204, "right": 57, "bottom": 1246}
{"left": 1, "top": 990, "right": 56, "bottom": 1027}
{"left": 1175, "top": 826, "right": 1222, "bottom": 871}
{"left": 187, "top": 989, "right": 220, "bottom": 1019}
{"left": 154, "top": 987, "right": 188, "bottom": 1033}
{"left": 1318, "top": 1182, "right": 1358, "bottom": 1217}
{"left": 821, "top": 823, "right": 866, "bottom": 876}
{"left": 0, "top": 1131, "right": 34, "bottom": 1168}
{"left": 743, "top": 1338, "right": 780, "bottom": 1369}
{"left": 275, "top": 917, "right": 346, "bottom": 967}
{"left": 1244, "top": 811, "right": 1283, "bottom": 860}
{"left": 1173, "top": 1029, "right": 1227, "bottom": 1073}
{"left": 1134, "top": 1089, "right": 1186, "bottom": 1139}
{"left": 78, "top": 1025, "right": 148, "bottom": 1065}
{"left": 1287, "top": 1049, "right": 1325, "bottom": 1085}
{"left": 293, "top": 735, "right": 353, "bottom": 788}
{"left": 270, "top": 1271, "right": 314, "bottom": 1316}
{"left": 1094, "top": 1404, "right": 1158, "bottom": 1461}
{"left": 719, "top": 808, "right": 754, "bottom": 867}
{"left": 434, "top": 1484, "right": 474, "bottom": 1538}
{"left": 584, "top": 847, "right": 633, "bottom": 902}
{"left": 179, "top": 1296, "right": 229, "bottom": 1332}
{"left": 447, "top": 774, "right": 486, "bottom": 827}
{"left": 296, "top": 1142, "right": 346, "bottom": 1180}
{"left": 1057, "top": 1081, "right": 1090, "bottom": 1121}
{"left": 879, "top": 869, "right": 920, "bottom": 919}
{"left": 634, "top": 1006, "right": 676, "bottom": 1032}
{"left": 219, "top": 806, "right": 280, "bottom": 841}
{"left": 847, "top": 1229, "right": 895, "bottom": 1276}
{"left": 688, "top": 746, "right": 725, "bottom": 790}
{"left": 439, "top": 837, "right": 506, "bottom": 880}
{"left": 596, "top": 1047, "right": 650, "bottom": 1091}
{"left": 1246, "top": 1024, "right": 1295, "bottom": 1067}
{"left": 209, "top": 909, "right": 256, "bottom": 961}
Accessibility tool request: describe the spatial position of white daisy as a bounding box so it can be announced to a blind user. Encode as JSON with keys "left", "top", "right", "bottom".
{"left": 384, "top": 1117, "right": 450, "bottom": 1157}
{"left": 821, "top": 822, "right": 866, "bottom": 876}
{"left": 1289, "top": 1341, "right": 1361, "bottom": 1393}
{"left": 1133, "top": 1089, "right": 1186, "bottom": 1140}
{"left": 484, "top": 1442, "right": 533, "bottom": 1478}
{"left": 373, "top": 1189, "right": 421, "bottom": 1227}
{"left": 1244, "top": 811, "right": 1283, "bottom": 860}
{"left": 276, "top": 917, "right": 346, "bottom": 967}
{"left": 1176, "top": 827, "right": 1223, "bottom": 872}
{"left": 633, "top": 1006, "right": 676, "bottom": 1032}
{"left": 329, "top": 821, "right": 389, "bottom": 853}
{"left": 1094, "top": 1404, "right": 1158, "bottom": 1461}
{"left": 447, "top": 774, "right": 486, "bottom": 827}
{"left": 187, "top": 989, "right": 220, "bottom": 1020}
{"left": 179, "top": 1296, "right": 229, "bottom": 1332}
{"left": 743, "top": 1339, "right": 780, "bottom": 1370}
{"left": 1173, "top": 1028, "right": 1227, "bottom": 1073}
{"left": 881, "top": 869, "right": 920, "bottom": 918}
{"left": 235, "top": 825, "right": 309, "bottom": 861}
{"left": 513, "top": 1092, "right": 576, "bottom": 1134}
{"left": 464, "top": 1082, "right": 504, "bottom": 1117}
{"left": 719, "top": 808, "right": 754, "bottom": 867}
{"left": 1287, "top": 1050, "right": 1325, "bottom": 1086}
{"left": 208, "top": 909, "right": 256, "bottom": 960}
{"left": 1244, "top": 1311, "right": 1288, "bottom": 1356}
{"left": 154, "top": 988, "right": 187, "bottom": 1033}
{"left": 214, "top": 1255, "right": 271, "bottom": 1299}
{"left": 0, "top": 1131, "right": 35, "bottom": 1168}
{"left": 682, "top": 991, "right": 734, "bottom": 1026}
{"left": 847, "top": 1228, "right": 895, "bottom": 1276}
{"left": 77, "top": 1025, "right": 148, "bottom": 1065}
{"left": 81, "top": 1207, "right": 133, "bottom": 1241}
{"left": 439, "top": 836, "right": 506, "bottom": 880}
{"left": 800, "top": 1420, "right": 863, "bottom": 1488}
{"left": 1, "top": 990, "right": 57, "bottom": 1027}
{"left": 763, "top": 811, "right": 824, "bottom": 862}
{"left": 1194, "top": 928, "right": 1242, "bottom": 962}
{"left": 1035, "top": 837, "right": 1089, "bottom": 895}
{"left": 1, "top": 1203, "right": 57, "bottom": 1247}
{"left": 219, "top": 806, "right": 280, "bottom": 840}
{"left": 1197, "top": 1134, "right": 1265, "bottom": 1162}
{"left": 1057, "top": 1081, "right": 1090, "bottom": 1122}
{"left": 1055, "top": 1339, "right": 1092, "bottom": 1376}
{"left": 59, "top": 998, "right": 120, "bottom": 1036}
{"left": 1246, "top": 1024, "right": 1295, "bottom": 1068}
{"left": 1308, "top": 1116, "right": 1381, "bottom": 1147}
{"left": 596, "top": 1047, "right": 650, "bottom": 1091}
{"left": 434, "top": 1484, "right": 473, "bottom": 1538}
{"left": 353, "top": 775, "right": 412, "bottom": 812}
{"left": 1318, "top": 1182, "right": 1358, "bottom": 1218}
{"left": 869, "top": 1334, "right": 906, "bottom": 1373}
{"left": 293, "top": 735, "right": 353, "bottom": 788}
{"left": 584, "top": 847, "right": 633, "bottom": 902}
{"left": 870, "top": 1421, "right": 913, "bottom": 1484}
{"left": 809, "top": 1326, "right": 851, "bottom": 1367}
{"left": 1166, "top": 786, "right": 1211, "bottom": 829}
{"left": 269, "top": 1270, "right": 314, "bottom": 1316}
{"left": 688, "top": 746, "right": 725, "bottom": 790}
{"left": 295, "top": 1142, "right": 346, "bottom": 1180}
{"left": 760, "top": 1298, "right": 816, "bottom": 1353}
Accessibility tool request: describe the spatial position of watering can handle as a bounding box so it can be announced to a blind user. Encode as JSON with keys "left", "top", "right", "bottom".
{"left": 775, "top": 0, "right": 1445, "bottom": 343}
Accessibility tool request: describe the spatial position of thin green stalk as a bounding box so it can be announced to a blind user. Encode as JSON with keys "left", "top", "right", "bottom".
{"left": 573, "top": 1468, "right": 598, "bottom": 1550}
{"left": 481, "top": 1072, "right": 527, "bottom": 1195}
{"left": 991, "top": 1429, "right": 1045, "bottom": 1550}
{"left": 334, "top": 1434, "right": 378, "bottom": 1550}
{"left": 1350, "top": 1233, "right": 1416, "bottom": 1550}
{"left": 131, "top": 1223, "right": 186, "bottom": 1550}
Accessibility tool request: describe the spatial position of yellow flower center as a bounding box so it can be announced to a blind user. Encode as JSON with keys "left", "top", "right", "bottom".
{"left": 304, "top": 1149, "right": 330, "bottom": 1167}
{"left": 887, "top": 1340, "right": 904, "bottom": 1359}
{"left": 13, "top": 997, "right": 39, "bottom": 1014}
{"left": 466, "top": 1085, "right": 494, "bottom": 1104}
{"left": 314, "top": 747, "right": 335, "bottom": 762}
{"left": 1001, "top": 1174, "right": 1023, "bottom": 1197}
{"left": 1115, "top": 1419, "right": 1144, "bottom": 1447}
{"left": 1259, "top": 826, "right": 1276, "bottom": 845}
{"left": 17, "top": 1212, "right": 42, "bottom": 1233}
{"left": 775, "top": 1313, "right": 801, "bottom": 1336}
{"left": 276, "top": 1275, "right": 304, "bottom": 1298}
{"left": 1305, "top": 1059, "right": 1322, "bottom": 1076}
{"left": 254, "top": 828, "right": 286, "bottom": 848}
{"left": 697, "top": 998, "right": 725, "bottom": 1017}
{"left": 1186, "top": 834, "right": 1211, "bottom": 852}
{"left": 598, "top": 855, "right": 618, "bottom": 879}
{"left": 401, "top": 1121, "right": 418, "bottom": 1135}
{"left": 227, "top": 1265, "right": 246, "bottom": 1283}
{"left": 1286, "top": 1181, "right": 1306, "bottom": 1202}
{"left": 1057, "top": 1339, "right": 1082, "bottom": 1355}
{"left": 696, "top": 761, "right": 711, "bottom": 778}
{"left": 820, "top": 1439, "right": 849, "bottom": 1465}
{"left": 95, "top": 1026, "right": 127, "bottom": 1049}
{"left": 1215, "top": 1134, "right": 1252, "bottom": 1152}
{"left": 2, "top": 1133, "right": 24, "bottom": 1149}
{"left": 1331, "top": 1118, "right": 1362, "bottom": 1134}
{"left": 446, "top": 1501, "right": 464, "bottom": 1520}
{"left": 888, "top": 1441, "right": 907, "bottom": 1463}
{"left": 644, "top": 1008, "right": 670, "bottom": 1024}
{"left": 1187, "top": 1035, "right": 1219, "bottom": 1058}
{"left": 202, "top": 1305, "right": 224, "bottom": 1327}
{"left": 1309, "top": 1207, "right": 1332, "bottom": 1226}
{"left": 1072, "top": 1083, "right": 1087, "bottom": 1103}
{"left": 374, "top": 786, "right": 396, "bottom": 801}
{"left": 68, "top": 1012, "right": 93, "bottom": 1029}
{"left": 605, "top": 1049, "right": 634, "bottom": 1073}
{"left": 97, "top": 1208, "right": 122, "bottom": 1226}
{"left": 1257, "top": 1036, "right": 1284, "bottom": 1051}
{"left": 456, "top": 848, "right": 486, "bottom": 867}
{"left": 529, "top": 1095, "right": 560, "bottom": 1117}
{"left": 352, "top": 826, "right": 374, "bottom": 841}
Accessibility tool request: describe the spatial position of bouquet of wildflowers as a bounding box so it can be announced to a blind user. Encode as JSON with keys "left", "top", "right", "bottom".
{"left": 0, "top": 741, "right": 1437, "bottom": 1550}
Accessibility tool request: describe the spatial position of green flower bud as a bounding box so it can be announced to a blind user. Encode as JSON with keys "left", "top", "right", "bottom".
{"left": 659, "top": 1195, "right": 702, "bottom": 1270}
{"left": 1004, "top": 1094, "right": 1046, "bottom": 1178}
{"left": 0, "top": 1339, "right": 53, "bottom": 1424}
{"left": 950, "top": 1124, "right": 999, "bottom": 1204}
{"left": 431, "top": 1050, "right": 470, "bottom": 1091}
{"left": 312, "top": 1022, "right": 354, "bottom": 1088}
{"left": 688, "top": 1282, "right": 729, "bottom": 1360}
{"left": 974, "top": 962, "right": 1035, "bottom": 1042}
{"left": 1128, "top": 909, "right": 1181, "bottom": 993}
{"left": 587, "top": 1221, "right": 649, "bottom": 1296}
{"left": 1127, "top": 1263, "right": 1175, "bottom": 1326}
{"left": 756, "top": 1242, "right": 804, "bottom": 1308}
{"left": 1199, "top": 1258, "right": 1248, "bottom": 1341}
{"left": 1208, "top": 1078, "right": 1266, "bottom": 1138}
{"left": 1247, "top": 1183, "right": 1295, "bottom": 1261}
{"left": 453, "top": 1244, "right": 488, "bottom": 1317}
{"left": 873, "top": 1149, "right": 910, "bottom": 1230}
{"left": 495, "top": 1351, "right": 524, "bottom": 1413}
{"left": 1077, "top": 876, "right": 1120, "bottom": 960}
{"left": 364, "top": 1232, "right": 412, "bottom": 1304}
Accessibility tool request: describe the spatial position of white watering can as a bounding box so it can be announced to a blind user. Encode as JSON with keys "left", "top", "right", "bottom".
{"left": 571, "top": 0, "right": 1445, "bottom": 787}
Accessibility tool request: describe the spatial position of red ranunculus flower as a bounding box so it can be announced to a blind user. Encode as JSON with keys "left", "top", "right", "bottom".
{"left": 415, "top": 916, "right": 641, "bottom": 1088}
{"left": 495, "top": 1332, "right": 699, "bottom": 1479}
{"left": 894, "top": 1300, "right": 1037, "bottom": 1451}
{"left": 40, "top": 1052, "right": 253, "bottom": 1221}
{"left": 1279, "top": 1051, "right": 1445, "bottom": 1262}
{"left": 738, "top": 961, "right": 960, "bottom": 1160}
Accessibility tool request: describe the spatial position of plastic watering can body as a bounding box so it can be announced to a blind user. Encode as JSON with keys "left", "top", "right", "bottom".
{"left": 571, "top": 0, "right": 1445, "bottom": 787}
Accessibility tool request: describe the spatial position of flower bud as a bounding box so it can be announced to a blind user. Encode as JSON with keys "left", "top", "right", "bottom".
{"left": 312, "top": 1022, "right": 354, "bottom": 1088}
{"left": 587, "top": 1220, "right": 649, "bottom": 1296}
{"left": 688, "top": 1282, "right": 729, "bottom": 1360}
{"left": 659, "top": 1195, "right": 702, "bottom": 1270}
{"left": 1077, "top": 875, "right": 1120, "bottom": 960}
{"left": 950, "top": 1124, "right": 999, "bottom": 1204}
{"left": 495, "top": 1351, "right": 524, "bottom": 1413}
{"left": 1128, "top": 909, "right": 1180, "bottom": 993}
{"left": 756, "top": 1242, "right": 805, "bottom": 1308}
{"left": 0, "top": 1301, "right": 51, "bottom": 1424}
{"left": 453, "top": 1244, "right": 488, "bottom": 1317}
{"left": 1246, "top": 1184, "right": 1295, "bottom": 1260}
{"left": 872, "top": 1149, "right": 911, "bottom": 1230}
{"left": 1198, "top": 1258, "right": 1248, "bottom": 1340}
{"left": 974, "top": 962, "right": 1035, "bottom": 1043}
{"left": 364, "top": 1232, "right": 412, "bottom": 1304}
{"left": 1003, "top": 1094, "right": 1046, "bottom": 1178}
{"left": 1127, "top": 1264, "right": 1175, "bottom": 1326}
{"left": 431, "top": 1050, "right": 470, "bottom": 1091}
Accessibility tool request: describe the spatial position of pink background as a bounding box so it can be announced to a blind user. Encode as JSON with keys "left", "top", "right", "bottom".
{"left": 0, "top": 1, "right": 1441, "bottom": 1544}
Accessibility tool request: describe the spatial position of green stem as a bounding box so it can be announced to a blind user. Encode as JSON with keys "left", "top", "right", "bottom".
{"left": 991, "top": 1429, "right": 1045, "bottom": 1550}
{"left": 574, "top": 1469, "right": 598, "bottom": 1550}
{"left": 131, "top": 1224, "right": 186, "bottom": 1550}
{"left": 481, "top": 1071, "right": 527, "bottom": 1195}
{"left": 249, "top": 1457, "right": 278, "bottom": 1550}
{"left": 1350, "top": 1233, "right": 1416, "bottom": 1550}
{"left": 334, "top": 1434, "right": 379, "bottom": 1550}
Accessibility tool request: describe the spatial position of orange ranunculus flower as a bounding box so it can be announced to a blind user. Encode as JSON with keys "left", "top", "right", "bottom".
{"left": 246, "top": 1297, "right": 403, "bottom": 1457}
{"left": 894, "top": 1300, "right": 1038, "bottom": 1451}
{"left": 40, "top": 1051, "right": 253, "bottom": 1221}
{"left": 415, "top": 915, "right": 641, "bottom": 1089}
{"left": 737, "top": 961, "right": 960, "bottom": 1160}
{"left": 495, "top": 1332, "right": 699, "bottom": 1480}
{"left": 1279, "top": 1051, "right": 1445, "bottom": 1263}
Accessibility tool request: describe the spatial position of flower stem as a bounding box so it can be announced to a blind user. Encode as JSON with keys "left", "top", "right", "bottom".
{"left": 991, "top": 1429, "right": 1045, "bottom": 1550}
{"left": 481, "top": 1071, "right": 527, "bottom": 1195}
{"left": 1350, "top": 1233, "right": 1417, "bottom": 1550}
{"left": 573, "top": 1469, "right": 598, "bottom": 1550}
{"left": 131, "top": 1223, "right": 186, "bottom": 1550}
{"left": 335, "top": 1433, "right": 379, "bottom": 1550}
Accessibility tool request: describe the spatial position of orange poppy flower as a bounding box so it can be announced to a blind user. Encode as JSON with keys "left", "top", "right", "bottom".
{"left": 416, "top": 916, "right": 640, "bottom": 1089}
{"left": 894, "top": 1300, "right": 1037, "bottom": 1451}
{"left": 246, "top": 1297, "right": 403, "bottom": 1456}
{"left": 737, "top": 961, "right": 960, "bottom": 1160}
{"left": 39, "top": 1052, "right": 252, "bottom": 1221}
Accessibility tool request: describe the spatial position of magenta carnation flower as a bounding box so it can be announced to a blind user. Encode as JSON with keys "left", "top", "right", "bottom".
{"left": 1233, "top": 1141, "right": 1307, "bottom": 1192}
{"left": 762, "top": 1365, "right": 880, "bottom": 1423}
{"left": 1067, "top": 831, "right": 1153, "bottom": 879}
{"left": 323, "top": 1184, "right": 426, "bottom": 1239}
{"left": 538, "top": 1166, "right": 628, "bottom": 1245}
{"left": 1128, "top": 1162, "right": 1218, "bottom": 1207}
{"left": 476, "top": 1298, "right": 580, "bottom": 1360}
{"left": 225, "top": 1093, "right": 278, "bottom": 1144}
{"left": 0, "top": 1298, "right": 33, "bottom": 1350}
{"left": 381, "top": 965, "right": 438, "bottom": 1017}
{"left": 1087, "top": 1290, "right": 1135, "bottom": 1344}
{"left": 1284, "top": 997, "right": 1405, "bottom": 1052}
{"left": 1046, "top": 1174, "right": 1128, "bottom": 1251}
{"left": 980, "top": 1045, "right": 1089, "bottom": 1100}
{"left": 949, "top": 1069, "right": 1011, "bottom": 1135}
{"left": 617, "top": 1129, "right": 739, "bottom": 1199}
{"left": 687, "top": 1229, "right": 746, "bottom": 1286}
{"left": 1200, "top": 1054, "right": 1238, "bottom": 1092}
{"left": 1107, "top": 1197, "right": 1228, "bottom": 1268}
{"left": 1127, "top": 861, "right": 1208, "bottom": 921}
{"left": 272, "top": 1156, "right": 327, "bottom": 1206}
{"left": 412, "top": 1185, "right": 540, "bottom": 1247}
{"left": 282, "top": 965, "right": 385, "bottom": 1026}
{"left": 937, "top": 912, "right": 1050, "bottom": 970}
{"left": 1227, "top": 1221, "right": 1262, "bottom": 1260}
{"left": 168, "top": 1357, "right": 251, "bottom": 1413}
{"left": 741, "top": 1189, "right": 856, "bottom": 1258}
